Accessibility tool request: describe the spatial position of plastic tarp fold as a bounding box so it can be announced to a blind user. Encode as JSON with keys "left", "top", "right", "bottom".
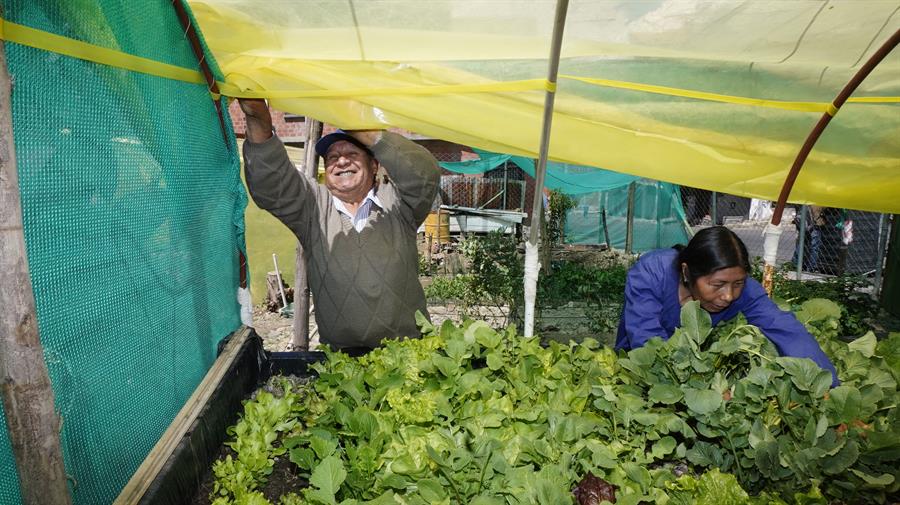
{"left": 189, "top": 0, "right": 900, "bottom": 213}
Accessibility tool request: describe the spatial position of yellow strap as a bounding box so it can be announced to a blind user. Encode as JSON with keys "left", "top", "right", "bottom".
{"left": 0, "top": 19, "right": 205, "bottom": 85}
{"left": 847, "top": 96, "right": 900, "bottom": 104}
{"left": 2, "top": 18, "right": 897, "bottom": 110}
{"left": 560, "top": 75, "right": 900, "bottom": 113}
{"left": 216, "top": 78, "right": 550, "bottom": 99}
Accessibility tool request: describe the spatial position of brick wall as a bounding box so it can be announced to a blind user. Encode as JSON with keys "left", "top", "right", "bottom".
{"left": 228, "top": 100, "right": 307, "bottom": 143}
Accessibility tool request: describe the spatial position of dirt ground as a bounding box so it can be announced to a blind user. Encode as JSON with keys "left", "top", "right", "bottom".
{"left": 251, "top": 305, "right": 318, "bottom": 352}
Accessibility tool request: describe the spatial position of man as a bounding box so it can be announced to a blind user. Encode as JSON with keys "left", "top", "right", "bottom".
{"left": 238, "top": 99, "right": 440, "bottom": 351}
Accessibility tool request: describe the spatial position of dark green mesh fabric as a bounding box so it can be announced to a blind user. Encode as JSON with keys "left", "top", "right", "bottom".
{"left": 0, "top": 2, "right": 246, "bottom": 503}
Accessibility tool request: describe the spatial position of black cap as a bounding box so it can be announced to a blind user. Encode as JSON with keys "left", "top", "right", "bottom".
{"left": 314, "top": 131, "right": 374, "bottom": 158}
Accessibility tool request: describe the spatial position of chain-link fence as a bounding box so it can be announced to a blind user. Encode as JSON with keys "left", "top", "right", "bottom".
{"left": 679, "top": 186, "right": 892, "bottom": 292}
{"left": 433, "top": 157, "right": 530, "bottom": 213}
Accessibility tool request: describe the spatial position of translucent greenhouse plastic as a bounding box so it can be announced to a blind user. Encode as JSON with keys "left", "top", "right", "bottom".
{"left": 189, "top": 0, "right": 900, "bottom": 213}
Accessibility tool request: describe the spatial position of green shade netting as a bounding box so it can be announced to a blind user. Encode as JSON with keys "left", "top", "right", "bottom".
{"left": 566, "top": 180, "right": 691, "bottom": 251}
{"left": 440, "top": 149, "right": 638, "bottom": 195}
{"left": 440, "top": 150, "right": 688, "bottom": 251}
{"left": 0, "top": 1, "right": 247, "bottom": 504}
{"left": 189, "top": 0, "right": 900, "bottom": 213}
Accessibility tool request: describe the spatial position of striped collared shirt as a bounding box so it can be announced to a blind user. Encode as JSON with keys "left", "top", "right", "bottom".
{"left": 332, "top": 188, "right": 383, "bottom": 232}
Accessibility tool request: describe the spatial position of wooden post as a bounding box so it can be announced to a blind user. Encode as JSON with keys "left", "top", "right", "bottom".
{"left": 625, "top": 182, "right": 636, "bottom": 254}
{"left": 292, "top": 118, "right": 322, "bottom": 351}
{"left": 435, "top": 205, "right": 443, "bottom": 251}
{"left": 265, "top": 272, "right": 286, "bottom": 312}
{"left": 0, "top": 35, "right": 72, "bottom": 505}
{"left": 601, "top": 206, "right": 611, "bottom": 248}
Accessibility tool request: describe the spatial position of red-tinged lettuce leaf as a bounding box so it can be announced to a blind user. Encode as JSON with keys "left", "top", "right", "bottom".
{"left": 572, "top": 472, "right": 617, "bottom": 504}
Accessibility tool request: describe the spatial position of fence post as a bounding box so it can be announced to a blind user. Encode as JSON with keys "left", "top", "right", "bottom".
{"left": 0, "top": 34, "right": 72, "bottom": 505}
{"left": 796, "top": 205, "right": 807, "bottom": 280}
{"left": 474, "top": 177, "right": 481, "bottom": 208}
{"left": 502, "top": 163, "right": 509, "bottom": 210}
{"left": 874, "top": 213, "right": 888, "bottom": 298}
{"left": 711, "top": 191, "right": 718, "bottom": 225}
{"left": 625, "top": 182, "right": 636, "bottom": 254}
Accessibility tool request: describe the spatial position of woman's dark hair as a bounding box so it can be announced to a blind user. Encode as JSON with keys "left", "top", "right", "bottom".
{"left": 674, "top": 226, "right": 751, "bottom": 286}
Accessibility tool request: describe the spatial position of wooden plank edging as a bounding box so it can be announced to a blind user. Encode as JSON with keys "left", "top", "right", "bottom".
{"left": 113, "top": 326, "right": 252, "bottom": 505}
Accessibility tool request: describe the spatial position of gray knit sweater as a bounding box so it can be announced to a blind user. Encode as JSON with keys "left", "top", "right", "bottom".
{"left": 243, "top": 132, "right": 440, "bottom": 348}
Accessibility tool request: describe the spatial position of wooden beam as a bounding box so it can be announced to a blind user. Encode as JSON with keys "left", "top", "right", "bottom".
{"left": 293, "top": 118, "right": 322, "bottom": 350}
{"left": 0, "top": 31, "right": 72, "bottom": 505}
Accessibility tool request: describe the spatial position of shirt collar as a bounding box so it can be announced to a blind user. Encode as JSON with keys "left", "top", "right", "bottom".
{"left": 332, "top": 187, "right": 382, "bottom": 217}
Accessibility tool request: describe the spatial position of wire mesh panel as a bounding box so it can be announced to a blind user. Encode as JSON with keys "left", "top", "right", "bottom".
{"left": 0, "top": 1, "right": 246, "bottom": 503}
{"left": 439, "top": 175, "right": 525, "bottom": 211}
{"left": 679, "top": 186, "right": 890, "bottom": 288}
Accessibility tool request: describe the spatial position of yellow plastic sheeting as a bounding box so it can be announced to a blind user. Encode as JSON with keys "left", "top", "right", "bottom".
{"left": 189, "top": 0, "right": 900, "bottom": 213}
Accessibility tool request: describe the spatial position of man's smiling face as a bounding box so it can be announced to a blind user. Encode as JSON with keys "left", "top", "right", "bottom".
{"left": 323, "top": 140, "right": 378, "bottom": 204}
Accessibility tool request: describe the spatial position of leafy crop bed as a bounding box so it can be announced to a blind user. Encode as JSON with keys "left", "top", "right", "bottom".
{"left": 207, "top": 300, "right": 899, "bottom": 505}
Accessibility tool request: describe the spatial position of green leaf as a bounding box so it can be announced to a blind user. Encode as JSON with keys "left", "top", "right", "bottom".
{"left": 444, "top": 337, "right": 469, "bottom": 363}
{"left": 308, "top": 455, "right": 347, "bottom": 504}
{"left": 850, "top": 469, "right": 895, "bottom": 487}
{"left": 776, "top": 357, "right": 832, "bottom": 396}
{"left": 470, "top": 497, "right": 504, "bottom": 505}
{"left": 289, "top": 447, "right": 316, "bottom": 471}
{"left": 623, "top": 462, "right": 652, "bottom": 492}
{"left": 680, "top": 301, "right": 712, "bottom": 345}
{"left": 390, "top": 454, "right": 424, "bottom": 475}
{"left": 648, "top": 384, "right": 684, "bottom": 405}
{"left": 686, "top": 441, "right": 724, "bottom": 467}
{"left": 415, "top": 478, "right": 447, "bottom": 502}
{"left": 795, "top": 298, "right": 842, "bottom": 324}
{"left": 584, "top": 440, "right": 617, "bottom": 468}
{"left": 310, "top": 435, "right": 339, "bottom": 459}
{"left": 847, "top": 332, "right": 877, "bottom": 358}
{"left": 684, "top": 469, "right": 750, "bottom": 505}
{"left": 755, "top": 440, "right": 787, "bottom": 479}
{"left": 347, "top": 409, "right": 378, "bottom": 440}
{"left": 824, "top": 385, "right": 862, "bottom": 424}
{"left": 486, "top": 352, "right": 504, "bottom": 370}
{"left": 684, "top": 388, "right": 722, "bottom": 415}
{"left": 821, "top": 440, "right": 859, "bottom": 475}
{"left": 467, "top": 321, "right": 499, "bottom": 348}
{"left": 652, "top": 436, "right": 677, "bottom": 459}
{"left": 748, "top": 418, "right": 774, "bottom": 449}
{"left": 431, "top": 355, "right": 458, "bottom": 377}
{"left": 533, "top": 478, "right": 570, "bottom": 505}
{"left": 415, "top": 310, "right": 434, "bottom": 335}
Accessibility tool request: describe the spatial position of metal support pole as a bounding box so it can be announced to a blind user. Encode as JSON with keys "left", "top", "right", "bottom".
{"left": 523, "top": 0, "right": 569, "bottom": 337}
{"left": 711, "top": 191, "right": 718, "bottom": 225}
{"left": 874, "top": 213, "right": 888, "bottom": 298}
{"left": 763, "top": 28, "right": 899, "bottom": 295}
{"left": 770, "top": 28, "right": 900, "bottom": 225}
{"left": 172, "top": 0, "right": 231, "bottom": 150}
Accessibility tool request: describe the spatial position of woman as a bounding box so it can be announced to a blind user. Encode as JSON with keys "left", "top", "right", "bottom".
{"left": 616, "top": 226, "right": 838, "bottom": 385}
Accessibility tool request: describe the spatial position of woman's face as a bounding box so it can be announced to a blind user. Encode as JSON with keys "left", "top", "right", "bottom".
{"left": 684, "top": 265, "right": 747, "bottom": 313}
